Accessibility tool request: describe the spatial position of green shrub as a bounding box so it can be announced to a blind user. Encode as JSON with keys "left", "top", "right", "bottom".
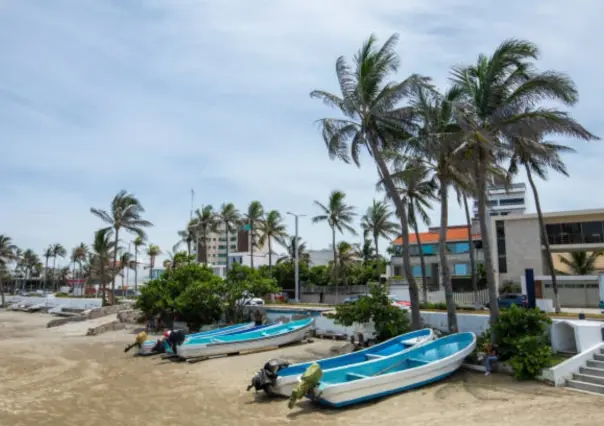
{"left": 54, "top": 292, "right": 70, "bottom": 298}
{"left": 509, "top": 335, "right": 553, "bottom": 380}
{"left": 419, "top": 302, "right": 460, "bottom": 310}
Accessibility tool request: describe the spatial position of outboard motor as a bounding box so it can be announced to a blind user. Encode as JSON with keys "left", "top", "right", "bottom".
{"left": 165, "top": 329, "right": 187, "bottom": 355}
{"left": 247, "top": 358, "right": 291, "bottom": 395}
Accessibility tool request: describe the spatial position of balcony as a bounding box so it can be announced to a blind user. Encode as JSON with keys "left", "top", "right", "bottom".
{"left": 390, "top": 250, "right": 484, "bottom": 266}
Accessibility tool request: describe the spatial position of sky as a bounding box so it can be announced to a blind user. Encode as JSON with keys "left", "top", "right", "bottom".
{"left": 1, "top": 0, "right": 603, "bottom": 267}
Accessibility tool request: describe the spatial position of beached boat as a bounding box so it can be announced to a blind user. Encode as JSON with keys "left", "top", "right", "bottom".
{"left": 177, "top": 318, "right": 314, "bottom": 359}
{"left": 308, "top": 332, "right": 476, "bottom": 408}
{"left": 137, "top": 322, "right": 256, "bottom": 355}
{"left": 270, "top": 328, "right": 435, "bottom": 397}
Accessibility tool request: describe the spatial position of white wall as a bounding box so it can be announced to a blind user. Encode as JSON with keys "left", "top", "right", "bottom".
{"left": 5, "top": 295, "right": 102, "bottom": 309}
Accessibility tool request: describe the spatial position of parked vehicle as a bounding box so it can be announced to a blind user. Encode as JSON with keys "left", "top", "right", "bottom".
{"left": 486, "top": 293, "right": 528, "bottom": 309}
{"left": 388, "top": 294, "right": 411, "bottom": 308}
{"left": 342, "top": 294, "right": 367, "bottom": 304}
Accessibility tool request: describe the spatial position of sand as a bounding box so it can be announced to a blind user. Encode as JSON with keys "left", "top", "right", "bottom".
{"left": 0, "top": 311, "right": 601, "bottom": 426}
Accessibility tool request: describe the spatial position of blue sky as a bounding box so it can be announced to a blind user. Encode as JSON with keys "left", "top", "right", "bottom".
{"left": 1, "top": 0, "right": 602, "bottom": 266}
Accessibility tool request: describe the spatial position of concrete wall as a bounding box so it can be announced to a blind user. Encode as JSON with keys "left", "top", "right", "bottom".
{"left": 496, "top": 216, "right": 543, "bottom": 283}
{"left": 6, "top": 296, "right": 102, "bottom": 309}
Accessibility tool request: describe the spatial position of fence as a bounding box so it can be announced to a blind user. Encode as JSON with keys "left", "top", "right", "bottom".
{"left": 452, "top": 288, "right": 489, "bottom": 306}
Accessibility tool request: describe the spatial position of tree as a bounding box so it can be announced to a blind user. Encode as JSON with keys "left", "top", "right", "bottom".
{"left": 360, "top": 200, "right": 398, "bottom": 257}
{"left": 176, "top": 221, "right": 196, "bottom": 256}
{"left": 50, "top": 243, "right": 67, "bottom": 292}
{"left": 90, "top": 190, "right": 153, "bottom": 299}
{"left": 146, "top": 244, "right": 161, "bottom": 279}
{"left": 336, "top": 241, "right": 359, "bottom": 285}
{"left": 277, "top": 236, "right": 310, "bottom": 265}
{"left": 244, "top": 201, "right": 265, "bottom": 268}
{"left": 43, "top": 246, "right": 53, "bottom": 291}
{"left": 311, "top": 34, "right": 429, "bottom": 329}
{"left": 218, "top": 202, "right": 241, "bottom": 273}
{"left": 557, "top": 251, "right": 604, "bottom": 275}
{"left": 194, "top": 205, "right": 220, "bottom": 265}
{"left": 91, "top": 228, "right": 116, "bottom": 303}
{"left": 258, "top": 210, "right": 288, "bottom": 269}
{"left": 356, "top": 239, "right": 376, "bottom": 264}
{"left": 0, "top": 234, "right": 17, "bottom": 305}
{"left": 132, "top": 236, "right": 145, "bottom": 293}
{"left": 451, "top": 38, "right": 597, "bottom": 321}
{"left": 312, "top": 190, "right": 357, "bottom": 285}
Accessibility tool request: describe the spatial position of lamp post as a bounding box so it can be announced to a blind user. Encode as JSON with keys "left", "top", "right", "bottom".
{"left": 287, "top": 212, "right": 306, "bottom": 303}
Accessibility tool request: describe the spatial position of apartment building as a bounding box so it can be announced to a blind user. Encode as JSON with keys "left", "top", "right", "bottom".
{"left": 473, "top": 181, "right": 527, "bottom": 219}
{"left": 389, "top": 225, "right": 483, "bottom": 291}
{"left": 195, "top": 223, "right": 267, "bottom": 266}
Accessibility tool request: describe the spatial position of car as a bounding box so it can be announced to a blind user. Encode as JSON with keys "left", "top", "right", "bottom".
{"left": 388, "top": 294, "right": 411, "bottom": 308}
{"left": 342, "top": 294, "right": 367, "bottom": 304}
{"left": 486, "top": 293, "right": 528, "bottom": 309}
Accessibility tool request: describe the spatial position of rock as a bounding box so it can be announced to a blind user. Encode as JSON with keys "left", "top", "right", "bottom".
{"left": 86, "top": 321, "right": 126, "bottom": 336}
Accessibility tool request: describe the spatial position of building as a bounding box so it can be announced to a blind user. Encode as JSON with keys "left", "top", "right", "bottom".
{"left": 195, "top": 223, "right": 267, "bottom": 266}
{"left": 491, "top": 208, "right": 604, "bottom": 307}
{"left": 473, "top": 181, "right": 527, "bottom": 219}
{"left": 390, "top": 225, "right": 483, "bottom": 291}
{"left": 307, "top": 247, "right": 334, "bottom": 267}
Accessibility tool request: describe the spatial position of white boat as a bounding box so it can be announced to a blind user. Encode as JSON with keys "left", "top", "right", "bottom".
{"left": 271, "top": 328, "right": 435, "bottom": 397}
{"left": 137, "top": 322, "right": 256, "bottom": 355}
{"left": 177, "top": 318, "right": 314, "bottom": 359}
{"left": 309, "top": 332, "right": 476, "bottom": 408}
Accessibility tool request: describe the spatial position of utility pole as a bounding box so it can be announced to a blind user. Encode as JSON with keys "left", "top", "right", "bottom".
{"left": 287, "top": 212, "right": 306, "bottom": 303}
{"left": 190, "top": 189, "right": 195, "bottom": 220}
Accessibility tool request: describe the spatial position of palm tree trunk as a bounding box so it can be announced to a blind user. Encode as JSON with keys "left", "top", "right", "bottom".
{"left": 413, "top": 221, "right": 428, "bottom": 304}
{"left": 203, "top": 230, "right": 209, "bottom": 265}
{"left": 225, "top": 228, "right": 230, "bottom": 273}
{"left": 52, "top": 257, "right": 57, "bottom": 292}
{"left": 463, "top": 196, "right": 479, "bottom": 305}
{"left": 134, "top": 248, "right": 138, "bottom": 294}
{"left": 526, "top": 165, "right": 561, "bottom": 313}
{"left": 373, "top": 233, "right": 379, "bottom": 259}
{"left": 475, "top": 157, "right": 500, "bottom": 328}
{"left": 111, "top": 230, "right": 119, "bottom": 302}
{"left": 371, "top": 144, "right": 421, "bottom": 329}
{"left": 438, "top": 181, "right": 458, "bottom": 332}
{"left": 0, "top": 277, "right": 5, "bottom": 307}
{"left": 268, "top": 237, "right": 273, "bottom": 269}
{"left": 100, "top": 263, "right": 106, "bottom": 303}
{"left": 250, "top": 224, "right": 255, "bottom": 269}
{"left": 44, "top": 257, "right": 49, "bottom": 292}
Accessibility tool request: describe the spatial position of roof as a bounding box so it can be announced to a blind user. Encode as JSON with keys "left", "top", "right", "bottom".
{"left": 392, "top": 225, "right": 481, "bottom": 245}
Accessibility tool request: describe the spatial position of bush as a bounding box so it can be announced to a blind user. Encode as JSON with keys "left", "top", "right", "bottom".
{"left": 509, "top": 335, "right": 553, "bottom": 380}
{"left": 419, "top": 302, "right": 461, "bottom": 310}
{"left": 332, "top": 284, "right": 410, "bottom": 342}
{"left": 54, "top": 292, "right": 70, "bottom": 298}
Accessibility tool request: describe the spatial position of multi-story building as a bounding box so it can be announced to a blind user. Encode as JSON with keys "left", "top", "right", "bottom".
{"left": 473, "top": 181, "right": 527, "bottom": 219}
{"left": 195, "top": 223, "right": 268, "bottom": 266}
{"left": 389, "top": 225, "right": 483, "bottom": 291}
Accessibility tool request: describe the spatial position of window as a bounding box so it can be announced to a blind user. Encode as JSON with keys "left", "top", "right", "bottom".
{"left": 423, "top": 244, "right": 436, "bottom": 255}
{"left": 230, "top": 244, "right": 237, "bottom": 250}
{"left": 496, "top": 220, "right": 505, "bottom": 239}
{"left": 487, "top": 200, "right": 498, "bottom": 207}
{"left": 393, "top": 266, "right": 403, "bottom": 276}
{"left": 453, "top": 264, "right": 469, "bottom": 276}
{"left": 496, "top": 220, "right": 507, "bottom": 273}
{"left": 560, "top": 222, "right": 582, "bottom": 244}
{"left": 230, "top": 237, "right": 237, "bottom": 242}
{"left": 218, "top": 245, "right": 226, "bottom": 250}
{"left": 497, "top": 239, "right": 506, "bottom": 256}
{"left": 498, "top": 256, "right": 507, "bottom": 273}
{"left": 412, "top": 265, "right": 431, "bottom": 277}
{"left": 448, "top": 242, "right": 470, "bottom": 254}
{"left": 499, "top": 198, "right": 524, "bottom": 206}
{"left": 581, "top": 221, "right": 604, "bottom": 243}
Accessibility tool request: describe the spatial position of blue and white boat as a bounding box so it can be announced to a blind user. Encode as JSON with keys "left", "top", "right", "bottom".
{"left": 177, "top": 318, "right": 314, "bottom": 359}
{"left": 137, "top": 322, "right": 256, "bottom": 355}
{"left": 309, "top": 332, "right": 476, "bottom": 408}
{"left": 271, "top": 328, "right": 435, "bottom": 397}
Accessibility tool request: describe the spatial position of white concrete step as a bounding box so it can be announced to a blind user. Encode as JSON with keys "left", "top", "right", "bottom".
{"left": 580, "top": 366, "right": 604, "bottom": 378}
{"left": 586, "top": 359, "right": 604, "bottom": 369}
{"left": 594, "top": 353, "right": 604, "bottom": 362}
{"left": 566, "top": 379, "right": 604, "bottom": 395}
{"left": 573, "top": 373, "right": 604, "bottom": 386}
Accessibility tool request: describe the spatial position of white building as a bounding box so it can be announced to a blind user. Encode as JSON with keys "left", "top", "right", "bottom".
{"left": 211, "top": 251, "right": 277, "bottom": 279}
{"left": 307, "top": 247, "right": 333, "bottom": 267}
{"left": 473, "top": 181, "right": 527, "bottom": 219}
{"left": 195, "top": 223, "right": 269, "bottom": 266}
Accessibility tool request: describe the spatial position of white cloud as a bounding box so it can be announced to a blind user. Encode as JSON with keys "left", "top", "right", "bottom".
{"left": 0, "top": 0, "right": 602, "bottom": 266}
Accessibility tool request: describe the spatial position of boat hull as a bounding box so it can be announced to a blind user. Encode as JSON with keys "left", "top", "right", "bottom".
{"left": 177, "top": 320, "right": 313, "bottom": 359}
{"left": 272, "top": 328, "right": 435, "bottom": 397}
{"left": 315, "top": 333, "right": 476, "bottom": 408}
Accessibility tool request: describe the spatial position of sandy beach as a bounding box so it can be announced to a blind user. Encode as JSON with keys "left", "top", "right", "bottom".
{"left": 0, "top": 311, "right": 601, "bottom": 426}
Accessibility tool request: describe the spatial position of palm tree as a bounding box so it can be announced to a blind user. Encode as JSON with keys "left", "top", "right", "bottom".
{"left": 457, "top": 189, "right": 479, "bottom": 304}
{"left": 146, "top": 244, "right": 161, "bottom": 279}
{"left": 50, "top": 243, "right": 66, "bottom": 291}
{"left": 244, "top": 201, "right": 264, "bottom": 268}
{"left": 557, "top": 251, "right": 604, "bottom": 275}
{"left": 356, "top": 239, "right": 375, "bottom": 264}
{"left": 91, "top": 228, "right": 116, "bottom": 303}
{"left": 0, "top": 235, "right": 17, "bottom": 305}
{"left": 509, "top": 135, "right": 597, "bottom": 312}
{"left": 194, "top": 205, "right": 220, "bottom": 265}
{"left": 277, "top": 236, "right": 310, "bottom": 265}
{"left": 336, "top": 241, "right": 358, "bottom": 285}
{"left": 451, "top": 39, "right": 598, "bottom": 319}
{"left": 118, "top": 251, "right": 134, "bottom": 293}
{"left": 43, "top": 246, "right": 53, "bottom": 291}
{"left": 218, "top": 203, "right": 241, "bottom": 272}
{"left": 312, "top": 190, "right": 357, "bottom": 285}
{"left": 360, "top": 200, "right": 398, "bottom": 257}
{"left": 90, "top": 190, "right": 153, "bottom": 297}
{"left": 310, "top": 34, "right": 429, "bottom": 328}
{"left": 258, "top": 210, "right": 288, "bottom": 268}
{"left": 132, "top": 236, "right": 145, "bottom": 293}
{"left": 74, "top": 243, "right": 88, "bottom": 280}
{"left": 176, "top": 223, "right": 196, "bottom": 256}
{"left": 22, "top": 249, "right": 41, "bottom": 283}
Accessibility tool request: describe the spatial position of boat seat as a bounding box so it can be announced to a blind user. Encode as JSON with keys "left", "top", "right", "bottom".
{"left": 407, "top": 358, "right": 429, "bottom": 366}
{"left": 346, "top": 372, "right": 368, "bottom": 381}
{"left": 365, "top": 354, "right": 384, "bottom": 360}
{"left": 401, "top": 337, "right": 420, "bottom": 346}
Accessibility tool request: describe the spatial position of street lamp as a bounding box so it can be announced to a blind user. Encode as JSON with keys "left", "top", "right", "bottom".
{"left": 287, "top": 211, "right": 306, "bottom": 303}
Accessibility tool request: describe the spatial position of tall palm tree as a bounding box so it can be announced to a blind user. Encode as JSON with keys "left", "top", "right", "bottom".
{"left": 258, "top": 210, "right": 288, "bottom": 268}
{"left": 22, "top": 249, "right": 41, "bottom": 282}
{"left": 355, "top": 239, "right": 375, "bottom": 264}
{"left": 509, "top": 134, "right": 597, "bottom": 312}
{"left": 0, "top": 235, "right": 17, "bottom": 305}
{"left": 194, "top": 205, "right": 220, "bottom": 265}
{"left": 312, "top": 190, "right": 357, "bottom": 285}
{"left": 451, "top": 39, "right": 598, "bottom": 319}
{"left": 176, "top": 223, "right": 195, "bottom": 256}
{"left": 118, "top": 251, "right": 134, "bottom": 293}
{"left": 557, "top": 251, "right": 604, "bottom": 275}
{"left": 91, "top": 228, "right": 116, "bottom": 303}
{"left": 277, "top": 236, "right": 310, "bottom": 265}
{"left": 43, "top": 246, "right": 53, "bottom": 291}
{"left": 244, "top": 201, "right": 264, "bottom": 268}
{"left": 90, "top": 190, "right": 153, "bottom": 297}
{"left": 457, "top": 190, "right": 479, "bottom": 304}
{"left": 50, "top": 243, "right": 66, "bottom": 292}
{"left": 132, "top": 236, "right": 145, "bottom": 293}
{"left": 146, "top": 244, "right": 161, "bottom": 279}
{"left": 360, "top": 200, "right": 398, "bottom": 257}
{"left": 310, "top": 34, "right": 429, "bottom": 328}
{"left": 218, "top": 203, "right": 241, "bottom": 272}
{"left": 336, "top": 241, "right": 358, "bottom": 285}
{"left": 74, "top": 243, "right": 88, "bottom": 280}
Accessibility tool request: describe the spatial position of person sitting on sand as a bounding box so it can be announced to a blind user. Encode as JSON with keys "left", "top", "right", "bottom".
{"left": 124, "top": 331, "right": 148, "bottom": 353}
{"left": 164, "top": 328, "right": 186, "bottom": 355}
{"left": 484, "top": 344, "right": 498, "bottom": 376}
